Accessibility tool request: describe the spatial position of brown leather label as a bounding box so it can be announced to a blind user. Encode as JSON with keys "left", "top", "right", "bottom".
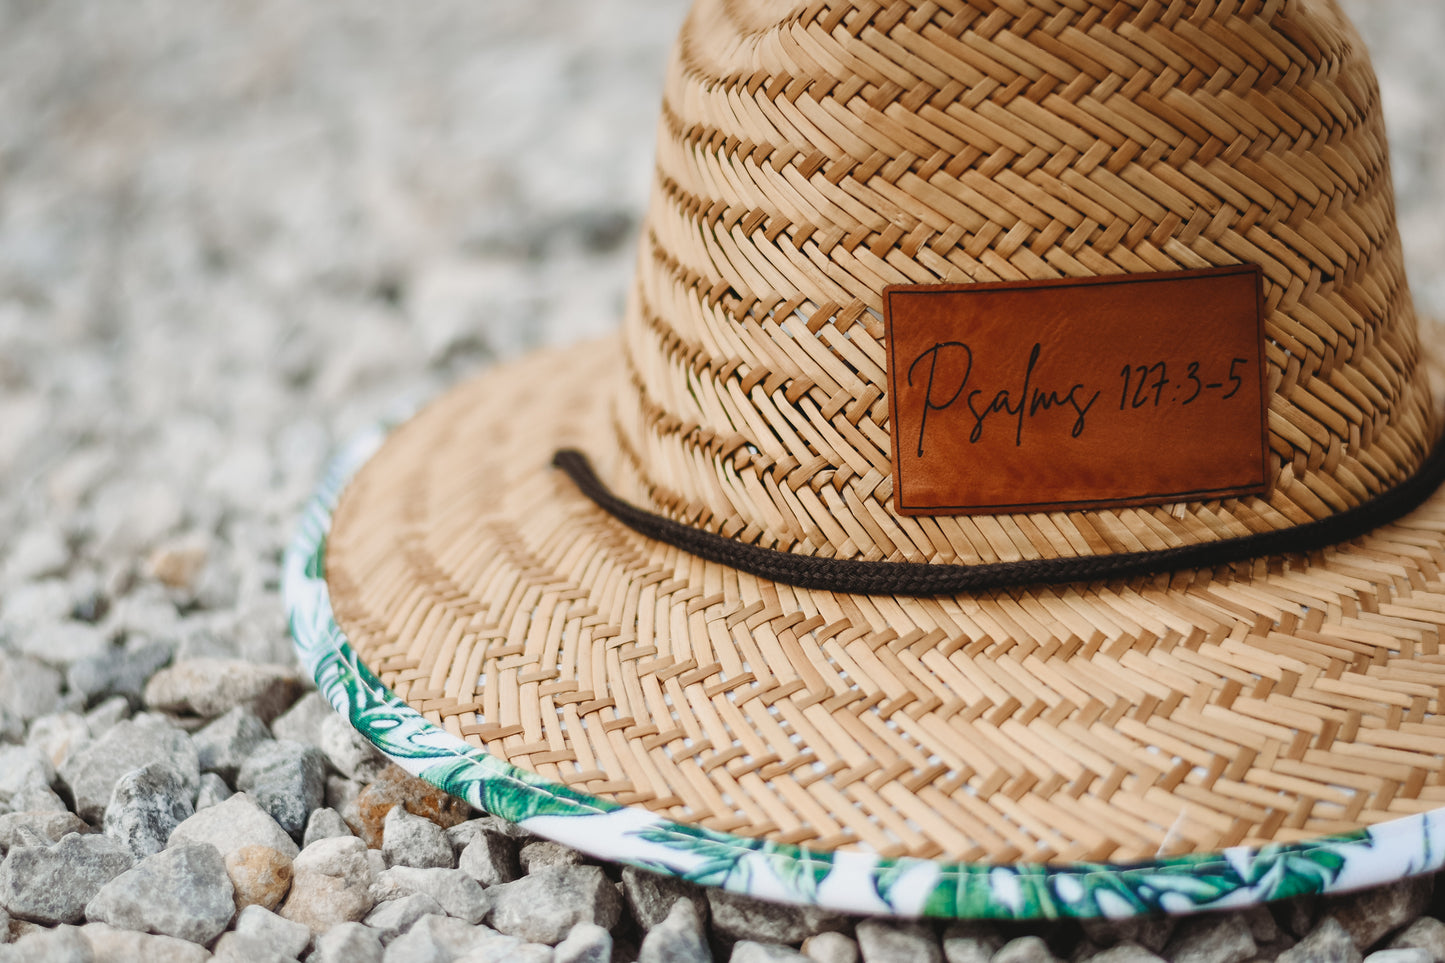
{"left": 885, "top": 265, "right": 1268, "bottom": 515}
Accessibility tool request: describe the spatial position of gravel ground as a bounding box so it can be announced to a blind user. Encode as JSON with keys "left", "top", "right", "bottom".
{"left": 0, "top": 1, "right": 1442, "bottom": 961}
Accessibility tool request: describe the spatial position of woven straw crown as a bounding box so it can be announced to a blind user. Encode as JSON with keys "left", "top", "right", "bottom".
{"left": 608, "top": 0, "right": 1435, "bottom": 565}
{"left": 310, "top": 0, "right": 1445, "bottom": 914}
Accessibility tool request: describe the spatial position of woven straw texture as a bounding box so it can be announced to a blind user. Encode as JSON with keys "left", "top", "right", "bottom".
{"left": 613, "top": 0, "right": 1436, "bottom": 564}
{"left": 327, "top": 338, "right": 1445, "bottom": 864}
{"left": 325, "top": 0, "right": 1445, "bottom": 865}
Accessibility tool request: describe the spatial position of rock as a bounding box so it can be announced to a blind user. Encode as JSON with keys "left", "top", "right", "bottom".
{"left": 67, "top": 586, "right": 111, "bottom": 627}
{"left": 237, "top": 740, "right": 328, "bottom": 840}
{"left": 195, "top": 773, "right": 232, "bottom": 810}
{"left": 319, "top": 712, "right": 388, "bottom": 782}
{"left": 994, "top": 936, "right": 1058, "bottom": 963}
{"left": 26, "top": 711, "right": 89, "bottom": 769}
{"left": 279, "top": 835, "right": 376, "bottom": 934}
{"left": 83, "top": 697, "right": 130, "bottom": 735}
{"left": 90, "top": 478, "right": 183, "bottom": 559}
{"left": 707, "top": 888, "right": 846, "bottom": 945}
{"left": 167, "top": 792, "right": 295, "bottom": 911}
{"left": 0, "top": 811, "right": 87, "bottom": 852}
{"left": 4, "top": 918, "right": 40, "bottom": 944}
{"left": 326, "top": 775, "right": 363, "bottom": 815}
{"left": 0, "top": 833, "right": 133, "bottom": 924}
{"left": 1277, "top": 918, "right": 1362, "bottom": 963}
{"left": 305, "top": 807, "right": 353, "bottom": 847}
{"left": 364, "top": 892, "right": 446, "bottom": 943}
{"left": 233, "top": 904, "right": 311, "bottom": 959}
{"left": 518, "top": 839, "right": 584, "bottom": 873}
{"left": 66, "top": 644, "right": 173, "bottom": 709}
{"left": 1241, "top": 906, "right": 1281, "bottom": 946}
{"left": 212, "top": 931, "right": 295, "bottom": 963}
{"left": 0, "top": 581, "right": 72, "bottom": 638}
{"left": 381, "top": 914, "right": 484, "bottom": 962}
{"left": 4, "top": 782, "right": 67, "bottom": 814}
{"left": 0, "top": 654, "right": 62, "bottom": 724}
{"left": 146, "top": 534, "right": 209, "bottom": 590}
{"left": 1391, "top": 917, "right": 1445, "bottom": 961}
{"left": 0, "top": 924, "right": 94, "bottom": 963}
{"left": 270, "top": 692, "right": 333, "bottom": 746}
{"left": 941, "top": 924, "right": 1005, "bottom": 963}
{"left": 857, "top": 919, "right": 941, "bottom": 963}
{"left": 0, "top": 746, "right": 55, "bottom": 799}
{"left": 1166, "top": 915, "right": 1257, "bottom": 963}
{"left": 80, "top": 921, "right": 211, "bottom": 962}
{"left": 4, "top": 525, "right": 69, "bottom": 581}
{"left": 17, "top": 621, "right": 112, "bottom": 664}
{"left": 448, "top": 814, "right": 533, "bottom": 846}
{"left": 1087, "top": 946, "right": 1168, "bottom": 963}
{"left": 352, "top": 766, "right": 470, "bottom": 849}
{"left": 803, "top": 931, "right": 859, "bottom": 963}
{"left": 556, "top": 921, "right": 613, "bottom": 963}
{"left": 143, "top": 658, "right": 302, "bottom": 723}
{"left": 639, "top": 898, "right": 711, "bottom": 963}
{"left": 382, "top": 805, "right": 455, "bottom": 869}
{"left": 456, "top": 932, "right": 556, "bottom": 963}
{"left": 0, "top": 706, "right": 23, "bottom": 745}
{"left": 169, "top": 792, "right": 299, "bottom": 859}
{"left": 1367, "top": 951, "right": 1434, "bottom": 963}
{"left": 621, "top": 866, "right": 708, "bottom": 930}
{"left": 1274, "top": 896, "right": 1321, "bottom": 939}
{"left": 489, "top": 864, "right": 622, "bottom": 945}
{"left": 0, "top": 747, "right": 67, "bottom": 813}
{"left": 58, "top": 716, "right": 199, "bottom": 823}
{"left": 85, "top": 843, "right": 235, "bottom": 945}
{"left": 226, "top": 843, "right": 295, "bottom": 912}
{"left": 458, "top": 829, "right": 519, "bottom": 887}
{"left": 315, "top": 921, "right": 384, "bottom": 963}
{"left": 1327, "top": 877, "right": 1433, "bottom": 950}
{"left": 1081, "top": 917, "right": 1174, "bottom": 954}
{"left": 192, "top": 707, "right": 272, "bottom": 783}
{"left": 372, "top": 866, "right": 491, "bottom": 924}
{"left": 2, "top": 825, "right": 47, "bottom": 854}
{"left": 103, "top": 762, "right": 195, "bottom": 860}
{"left": 731, "top": 942, "right": 808, "bottom": 962}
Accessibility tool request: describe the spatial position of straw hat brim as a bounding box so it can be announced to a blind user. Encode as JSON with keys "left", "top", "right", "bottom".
{"left": 286, "top": 333, "right": 1445, "bottom": 920}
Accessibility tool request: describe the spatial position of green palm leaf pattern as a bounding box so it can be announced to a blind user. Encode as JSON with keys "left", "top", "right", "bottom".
{"left": 1229, "top": 837, "right": 1360, "bottom": 899}
{"left": 922, "top": 866, "right": 1055, "bottom": 919}
{"left": 631, "top": 823, "right": 834, "bottom": 900}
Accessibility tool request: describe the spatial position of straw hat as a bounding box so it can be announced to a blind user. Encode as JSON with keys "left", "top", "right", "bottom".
{"left": 286, "top": 0, "right": 1445, "bottom": 919}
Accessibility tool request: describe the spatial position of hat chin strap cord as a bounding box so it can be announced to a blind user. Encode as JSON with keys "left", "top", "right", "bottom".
{"left": 552, "top": 438, "right": 1445, "bottom": 596}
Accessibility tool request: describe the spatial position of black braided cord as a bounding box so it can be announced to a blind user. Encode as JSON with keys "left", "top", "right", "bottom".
{"left": 552, "top": 440, "right": 1445, "bottom": 596}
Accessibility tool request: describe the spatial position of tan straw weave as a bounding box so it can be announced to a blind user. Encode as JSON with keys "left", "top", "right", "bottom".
{"left": 325, "top": 0, "right": 1445, "bottom": 864}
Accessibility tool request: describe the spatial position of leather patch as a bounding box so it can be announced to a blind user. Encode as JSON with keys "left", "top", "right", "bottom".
{"left": 885, "top": 265, "right": 1269, "bottom": 516}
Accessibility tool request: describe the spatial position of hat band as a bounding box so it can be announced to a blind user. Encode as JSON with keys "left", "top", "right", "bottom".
{"left": 552, "top": 439, "right": 1445, "bottom": 596}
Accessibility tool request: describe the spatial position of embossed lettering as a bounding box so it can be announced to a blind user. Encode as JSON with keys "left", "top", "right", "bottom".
{"left": 908, "top": 341, "right": 1099, "bottom": 456}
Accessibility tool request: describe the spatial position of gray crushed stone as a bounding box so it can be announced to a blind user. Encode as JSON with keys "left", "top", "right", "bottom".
{"left": 236, "top": 739, "right": 329, "bottom": 841}
{"left": 488, "top": 864, "right": 623, "bottom": 945}
{"left": 380, "top": 805, "right": 455, "bottom": 870}
{"left": 84, "top": 842, "right": 236, "bottom": 945}
{"left": 639, "top": 898, "right": 712, "bottom": 963}
{"left": 192, "top": 707, "right": 273, "bottom": 784}
{"left": 232, "top": 904, "right": 312, "bottom": 960}
{"left": 315, "top": 921, "right": 384, "bottom": 963}
{"left": 58, "top": 716, "right": 200, "bottom": 824}
{"left": 0, "top": 832, "right": 133, "bottom": 925}
{"left": 102, "top": 761, "right": 195, "bottom": 860}
{"left": 1276, "top": 918, "right": 1363, "bottom": 963}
